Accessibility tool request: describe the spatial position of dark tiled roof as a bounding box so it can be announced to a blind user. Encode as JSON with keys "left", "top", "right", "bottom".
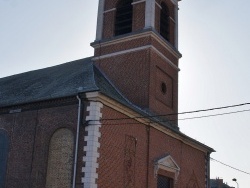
{"left": 0, "top": 57, "right": 134, "bottom": 109}
{"left": 210, "top": 179, "right": 235, "bottom": 188}
{"left": 0, "top": 57, "right": 94, "bottom": 107}
{"left": 0, "top": 57, "right": 172, "bottom": 125}
{"left": 0, "top": 57, "right": 215, "bottom": 152}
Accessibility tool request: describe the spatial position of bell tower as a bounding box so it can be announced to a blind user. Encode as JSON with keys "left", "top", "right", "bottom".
{"left": 91, "top": 0, "right": 182, "bottom": 124}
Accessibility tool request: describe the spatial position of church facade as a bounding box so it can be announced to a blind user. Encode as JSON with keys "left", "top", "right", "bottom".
{"left": 0, "top": 0, "right": 214, "bottom": 188}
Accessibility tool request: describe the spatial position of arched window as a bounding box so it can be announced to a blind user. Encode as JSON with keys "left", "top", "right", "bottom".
{"left": 45, "top": 129, "right": 74, "bottom": 188}
{"left": 0, "top": 130, "right": 9, "bottom": 188}
{"left": 160, "top": 2, "right": 170, "bottom": 41}
{"left": 115, "top": 0, "right": 133, "bottom": 36}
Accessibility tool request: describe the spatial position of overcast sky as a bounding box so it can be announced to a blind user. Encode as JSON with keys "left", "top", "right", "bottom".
{"left": 1, "top": 0, "right": 250, "bottom": 187}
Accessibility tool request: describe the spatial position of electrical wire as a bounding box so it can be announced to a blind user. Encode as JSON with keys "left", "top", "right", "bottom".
{"left": 85, "top": 101, "right": 250, "bottom": 176}
{"left": 99, "top": 102, "right": 250, "bottom": 121}
{"left": 86, "top": 108, "right": 250, "bottom": 126}
{"left": 210, "top": 157, "right": 250, "bottom": 175}
{"left": 178, "top": 109, "right": 250, "bottom": 121}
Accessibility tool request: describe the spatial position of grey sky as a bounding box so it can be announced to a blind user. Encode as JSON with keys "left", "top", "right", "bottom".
{"left": 1, "top": 0, "right": 250, "bottom": 187}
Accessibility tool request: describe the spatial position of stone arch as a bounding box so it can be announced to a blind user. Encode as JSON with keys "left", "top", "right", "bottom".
{"left": 45, "top": 128, "right": 74, "bottom": 188}
{"left": 0, "top": 129, "right": 9, "bottom": 188}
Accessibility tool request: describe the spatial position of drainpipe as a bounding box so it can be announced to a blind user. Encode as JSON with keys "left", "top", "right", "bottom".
{"left": 206, "top": 152, "right": 211, "bottom": 188}
{"left": 72, "top": 95, "right": 82, "bottom": 188}
{"left": 146, "top": 125, "right": 150, "bottom": 188}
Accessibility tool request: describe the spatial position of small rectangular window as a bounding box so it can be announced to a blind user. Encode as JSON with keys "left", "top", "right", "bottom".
{"left": 157, "top": 175, "right": 173, "bottom": 188}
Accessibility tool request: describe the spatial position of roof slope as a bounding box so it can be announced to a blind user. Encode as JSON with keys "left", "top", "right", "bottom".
{"left": 0, "top": 57, "right": 214, "bottom": 152}
{"left": 210, "top": 179, "right": 235, "bottom": 188}
{"left": 0, "top": 58, "right": 89, "bottom": 107}
{"left": 0, "top": 57, "right": 131, "bottom": 108}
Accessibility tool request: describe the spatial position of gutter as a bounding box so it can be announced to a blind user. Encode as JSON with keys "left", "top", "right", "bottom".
{"left": 72, "top": 95, "right": 82, "bottom": 188}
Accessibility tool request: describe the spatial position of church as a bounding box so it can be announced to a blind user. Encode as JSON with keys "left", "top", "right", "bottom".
{"left": 0, "top": 0, "right": 214, "bottom": 187}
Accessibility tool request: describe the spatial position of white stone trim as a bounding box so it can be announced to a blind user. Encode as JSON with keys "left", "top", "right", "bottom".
{"left": 92, "top": 44, "right": 180, "bottom": 71}
{"left": 155, "top": 1, "right": 161, "bottom": 9}
{"left": 92, "top": 45, "right": 150, "bottom": 60}
{"left": 92, "top": 32, "right": 149, "bottom": 48}
{"left": 82, "top": 101, "right": 103, "bottom": 188}
{"left": 103, "top": 8, "right": 116, "bottom": 14}
{"left": 85, "top": 92, "right": 213, "bottom": 153}
{"left": 145, "top": 0, "right": 155, "bottom": 29}
{"left": 91, "top": 31, "right": 182, "bottom": 59}
{"left": 132, "top": 0, "right": 146, "bottom": 5}
{"left": 151, "top": 46, "right": 180, "bottom": 71}
{"left": 170, "top": 16, "right": 175, "bottom": 23}
{"left": 174, "top": 5, "right": 179, "bottom": 49}
{"left": 154, "top": 155, "right": 180, "bottom": 183}
{"left": 96, "top": 0, "right": 105, "bottom": 40}
{"left": 170, "top": 0, "right": 178, "bottom": 6}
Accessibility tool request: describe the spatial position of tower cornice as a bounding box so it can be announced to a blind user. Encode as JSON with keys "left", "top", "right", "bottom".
{"left": 91, "top": 29, "right": 182, "bottom": 59}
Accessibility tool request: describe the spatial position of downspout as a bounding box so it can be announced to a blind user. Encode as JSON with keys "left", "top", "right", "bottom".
{"left": 72, "top": 95, "right": 82, "bottom": 188}
{"left": 207, "top": 152, "right": 210, "bottom": 188}
{"left": 206, "top": 152, "right": 211, "bottom": 188}
{"left": 146, "top": 125, "right": 150, "bottom": 188}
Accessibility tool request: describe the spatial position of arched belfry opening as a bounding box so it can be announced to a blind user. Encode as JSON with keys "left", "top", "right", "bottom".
{"left": 115, "top": 0, "right": 133, "bottom": 36}
{"left": 160, "top": 2, "right": 170, "bottom": 41}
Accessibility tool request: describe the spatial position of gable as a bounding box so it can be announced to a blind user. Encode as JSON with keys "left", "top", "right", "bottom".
{"left": 154, "top": 154, "right": 180, "bottom": 182}
{"left": 156, "top": 154, "right": 180, "bottom": 172}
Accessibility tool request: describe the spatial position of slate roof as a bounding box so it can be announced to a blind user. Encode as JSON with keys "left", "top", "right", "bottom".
{"left": 0, "top": 57, "right": 215, "bottom": 152}
{"left": 0, "top": 57, "right": 127, "bottom": 108}
{"left": 0, "top": 56, "right": 169, "bottom": 127}
{"left": 210, "top": 179, "right": 235, "bottom": 188}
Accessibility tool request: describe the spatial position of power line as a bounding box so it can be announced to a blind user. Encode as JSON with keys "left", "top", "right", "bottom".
{"left": 99, "top": 103, "right": 250, "bottom": 121}
{"left": 178, "top": 109, "right": 250, "bottom": 121}
{"left": 210, "top": 157, "right": 250, "bottom": 175}
{"left": 87, "top": 108, "right": 250, "bottom": 126}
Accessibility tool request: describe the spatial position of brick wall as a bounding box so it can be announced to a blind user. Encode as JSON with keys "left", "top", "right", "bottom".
{"left": 0, "top": 104, "right": 85, "bottom": 188}
{"left": 93, "top": 0, "right": 180, "bottom": 119}
{"left": 132, "top": 2, "right": 146, "bottom": 32}
{"left": 149, "top": 49, "right": 178, "bottom": 122}
{"left": 98, "top": 105, "right": 148, "bottom": 187}
{"left": 0, "top": 99, "right": 207, "bottom": 188}
{"left": 93, "top": 35, "right": 179, "bottom": 122}
{"left": 98, "top": 105, "right": 207, "bottom": 188}
{"left": 95, "top": 49, "right": 150, "bottom": 109}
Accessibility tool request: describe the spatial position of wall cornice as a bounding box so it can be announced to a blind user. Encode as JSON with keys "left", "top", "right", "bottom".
{"left": 92, "top": 30, "right": 182, "bottom": 59}
{"left": 85, "top": 92, "right": 215, "bottom": 154}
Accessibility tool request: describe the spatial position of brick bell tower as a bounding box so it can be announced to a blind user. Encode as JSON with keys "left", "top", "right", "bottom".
{"left": 91, "top": 0, "right": 182, "bottom": 123}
